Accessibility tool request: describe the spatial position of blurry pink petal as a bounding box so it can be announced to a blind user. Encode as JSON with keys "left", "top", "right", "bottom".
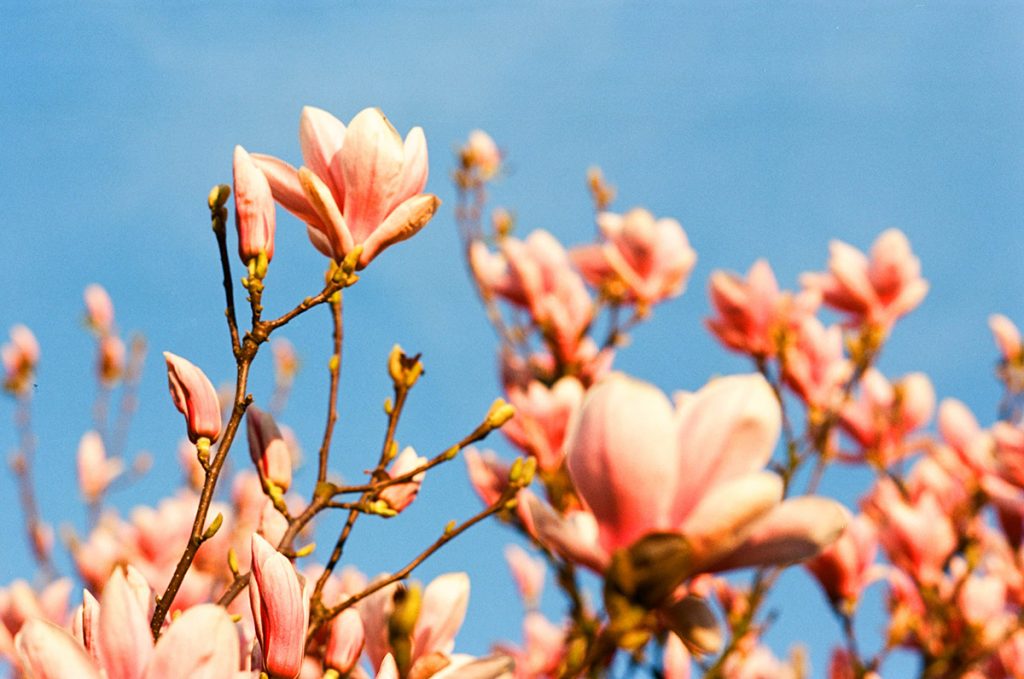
{"left": 566, "top": 373, "right": 678, "bottom": 552}
{"left": 325, "top": 608, "right": 364, "bottom": 675}
{"left": 376, "top": 654, "right": 399, "bottom": 679}
{"left": 98, "top": 567, "right": 153, "bottom": 679}
{"left": 990, "top": 314, "right": 1022, "bottom": 362}
{"left": 672, "top": 374, "right": 781, "bottom": 521}
{"left": 663, "top": 633, "right": 692, "bottom": 679}
{"left": 524, "top": 494, "right": 608, "bottom": 572}
{"left": 84, "top": 284, "right": 115, "bottom": 334}
{"left": 143, "top": 605, "right": 241, "bottom": 679}
{"left": 707, "top": 497, "right": 848, "bottom": 571}
{"left": 15, "top": 618, "right": 102, "bottom": 679}
{"left": 504, "top": 544, "right": 545, "bottom": 607}
{"left": 412, "top": 572, "right": 469, "bottom": 661}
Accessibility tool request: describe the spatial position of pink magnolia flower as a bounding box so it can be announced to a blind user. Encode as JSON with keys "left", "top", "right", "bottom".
{"left": 164, "top": 351, "right": 222, "bottom": 443}
{"left": 84, "top": 284, "right": 115, "bottom": 335}
{"left": 250, "top": 533, "right": 310, "bottom": 679}
{"left": 470, "top": 230, "right": 593, "bottom": 365}
{"left": 494, "top": 612, "right": 565, "bottom": 679}
{"left": 801, "top": 229, "right": 928, "bottom": 331}
{"left": 247, "top": 406, "right": 292, "bottom": 492}
{"left": 571, "top": 208, "right": 697, "bottom": 307}
{"left": 234, "top": 145, "right": 276, "bottom": 265}
{"left": 805, "top": 515, "right": 883, "bottom": 609}
{"left": 97, "top": 334, "right": 126, "bottom": 385}
{"left": 501, "top": 377, "right": 584, "bottom": 473}
{"left": 325, "top": 608, "right": 364, "bottom": 675}
{"left": 253, "top": 106, "right": 438, "bottom": 268}
{"left": 2, "top": 324, "right": 39, "bottom": 394}
{"left": 460, "top": 130, "right": 502, "bottom": 180}
{"left": 77, "top": 431, "right": 124, "bottom": 503}
{"left": 782, "top": 316, "right": 852, "bottom": 414}
{"left": 706, "top": 259, "right": 820, "bottom": 359}
{"left": 379, "top": 446, "right": 427, "bottom": 513}
{"left": 528, "top": 373, "right": 847, "bottom": 579}
{"left": 839, "top": 369, "right": 934, "bottom": 467}
{"left": 360, "top": 572, "right": 469, "bottom": 674}
{"left": 464, "top": 448, "right": 513, "bottom": 508}
{"left": 863, "top": 480, "right": 955, "bottom": 586}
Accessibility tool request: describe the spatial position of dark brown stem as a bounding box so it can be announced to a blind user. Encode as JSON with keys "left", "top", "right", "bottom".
{"left": 317, "top": 294, "right": 344, "bottom": 484}
{"left": 210, "top": 192, "right": 241, "bottom": 359}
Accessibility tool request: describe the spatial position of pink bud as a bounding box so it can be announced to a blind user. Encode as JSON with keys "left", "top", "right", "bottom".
{"left": 97, "top": 335, "right": 126, "bottom": 385}
{"left": 504, "top": 545, "right": 545, "bottom": 607}
{"left": 2, "top": 324, "right": 39, "bottom": 394}
{"left": 247, "top": 406, "right": 292, "bottom": 492}
{"left": 379, "top": 446, "right": 427, "bottom": 513}
{"left": 163, "top": 351, "right": 222, "bottom": 443}
{"left": 83, "top": 284, "right": 115, "bottom": 335}
{"left": 990, "top": 314, "right": 1022, "bottom": 363}
{"left": 234, "top": 145, "right": 276, "bottom": 265}
{"left": 325, "top": 608, "right": 364, "bottom": 674}
{"left": 250, "top": 533, "right": 309, "bottom": 678}
{"left": 460, "top": 130, "right": 502, "bottom": 179}
{"left": 77, "top": 431, "right": 123, "bottom": 503}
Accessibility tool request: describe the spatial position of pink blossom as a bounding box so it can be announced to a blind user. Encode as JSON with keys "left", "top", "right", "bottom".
{"left": 77, "top": 431, "right": 124, "bottom": 503}
{"left": 839, "top": 369, "right": 934, "bottom": 467}
{"left": 571, "top": 208, "right": 697, "bottom": 306}
{"left": 470, "top": 230, "right": 593, "bottom": 365}
{"left": 163, "top": 351, "right": 222, "bottom": 443}
{"left": 864, "top": 480, "right": 955, "bottom": 586}
{"left": 801, "top": 229, "right": 928, "bottom": 331}
{"left": 2, "top": 324, "right": 39, "bottom": 394}
{"left": 250, "top": 533, "right": 309, "bottom": 678}
{"left": 494, "top": 612, "right": 565, "bottom": 678}
{"left": 379, "top": 446, "right": 427, "bottom": 513}
{"left": 529, "top": 373, "right": 847, "bottom": 579}
{"left": 460, "top": 130, "right": 502, "bottom": 180}
{"left": 325, "top": 608, "right": 364, "bottom": 675}
{"left": 706, "top": 259, "right": 820, "bottom": 359}
{"left": 782, "top": 316, "right": 852, "bottom": 413}
{"left": 253, "top": 106, "right": 438, "bottom": 268}
{"left": 464, "top": 448, "right": 513, "bottom": 508}
{"left": 805, "top": 515, "right": 882, "bottom": 608}
{"left": 990, "top": 314, "right": 1023, "bottom": 363}
{"left": 15, "top": 618, "right": 102, "bottom": 679}
{"left": 272, "top": 338, "right": 299, "bottom": 388}
{"left": 98, "top": 334, "right": 126, "bottom": 385}
{"left": 84, "top": 284, "right": 115, "bottom": 335}
{"left": 501, "top": 377, "right": 584, "bottom": 472}
{"left": 247, "top": 406, "right": 292, "bottom": 492}
{"left": 234, "top": 145, "right": 277, "bottom": 265}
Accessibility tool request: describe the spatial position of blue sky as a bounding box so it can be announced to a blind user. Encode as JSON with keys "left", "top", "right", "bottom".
{"left": 2, "top": 3, "right": 1023, "bottom": 675}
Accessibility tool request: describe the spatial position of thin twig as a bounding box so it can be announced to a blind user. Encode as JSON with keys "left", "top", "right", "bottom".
{"left": 317, "top": 293, "right": 344, "bottom": 484}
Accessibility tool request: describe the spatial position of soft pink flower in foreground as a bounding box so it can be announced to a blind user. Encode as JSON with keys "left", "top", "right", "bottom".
{"left": 360, "top": 572, "right": 470, "bottom": 673}
{"left": 141, "top": 604, "right": 244, "bottom": 679}
{"left": 529, "top": 373, "right": 847, "bottom": 577}
{"left": 15, "top": 618, "right": 101, "bottom": 679}
{"left": 805, "top": 515, "right": 883, "bottom": 609}
{"left": 77, "top": 431, "right": 124, "bottom": 503}
{"left": 783, "top": 316, "right": 852, "bottom": 413}
{"left": 991, "top": 314, "right": 1023, "bottom": 364}
{"left": 801, "top": 228, "right": 928, "bottom": 330}
{"left": 501, "top": 377, "right": 584, "bottom": 472}
{"left": 706, "top": 259, "right": 819, "bottom": 358}
{"left": 571, "top": 208, "right": 697, "bottom": 306}
{"left": 163, "top": 351, "right": 222, "bottom": 443}
{"left": 247, "top": 406, "right": 292, "bottom": 492}
{"left": 470, "top": 230, "right": 593, "bottom": 364}
{"left": 2, "top": 324, "right": 39, "bottom": 394}
{"left": 253, "top": 106, "right": 438, "bottom": 268}
{"left": 379, "top": 446, "right": 427, "bottom": 513}
{"left": 839, "top": 369, "right": 934, "bottom": 467}
{"left": 234, "top": 145, "right": 277, "bottom": 265}
{"left": 250, "top": 533, "right": 309, "bottom": 679}
{"left": 84, "top": 284, "right": 115, "bottom": 335}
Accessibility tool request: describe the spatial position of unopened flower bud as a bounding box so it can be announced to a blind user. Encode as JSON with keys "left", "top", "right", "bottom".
{"left": 163, "top": 352, "right": 222, "bottom": 443}
{"left": 247, "top": 406, "right": 292, "bottom": 493}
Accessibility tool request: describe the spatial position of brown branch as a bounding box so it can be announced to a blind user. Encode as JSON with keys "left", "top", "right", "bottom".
{"left": 208, "top": 185, "right": 241, "bottom": 359}
{"left": 317, "top": 293, "right": 344, "bottom": 484}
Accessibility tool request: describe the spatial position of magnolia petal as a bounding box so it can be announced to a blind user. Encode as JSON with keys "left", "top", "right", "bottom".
{"left": 358, "top": 193, "right": 440, "bottom": 268}
{"left": 682, "top": 472, "right": 782, "bottom": 572}
{"left": 250, "top": 153, "right": 325, "bottom": 228}
{"left": 341, "top": 107, "right": 406, "bottom": 242}
{"left": 706, "top": 497, "right": 849, "bottom": 571}
{"left": 299, "top": 105, "right": 347, "bottom": 206}
{"left": 524, "top": 494, "right": 609, "bottom": 572}
{"left": 412, "top": 572, "right": 470, "bottom": 661}
{"left": 143, "top": 605, "right": 241, "bottom": 679}
{"left": 98, "top": 567, "right": 153, "bottom": 679}
{"left": 298, "top": 166, "right": 355, "bottom": 258}
{"left": 395, "top": 126, "right": 429, "bottom": 207}
{"left": 15, "top": 619, "right": 102, "bottom": 679}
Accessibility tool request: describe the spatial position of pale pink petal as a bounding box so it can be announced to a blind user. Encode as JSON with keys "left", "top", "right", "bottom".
{"left": 412, "top": 572, "right": 469, "bottom": 661}
{"left": 298, "top": 167, "right": 355, "bottom": 258}
{"left": 15, "top": 618, "right": 102, "bottom": 679}
{"left": 395, "top": 126, "right": 429, "bottom": 205}
{"left": 250, "top": 153, "right": 325, "bottom": 228}
{"left": 358, "top": 193, "right": 440, "bottom": 268}
{"left": 143, "top": 605, "right": 241, "bottom": 679}
{"left": 341, "top": 108, "right": 406, "bottom": 242}
{"left": 98, "top": 567, "right": 153, "bottom": 679}
{"left": 299, "top": 105, "right": 347, "bottom": 206}
{"left": 663, "top": 632, "right": 692, "bottom": 679}
{"left": 524, "top": 494, "right": 609, "bottom": 572}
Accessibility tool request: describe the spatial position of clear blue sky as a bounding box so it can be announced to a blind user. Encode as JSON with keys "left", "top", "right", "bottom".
{"left": 2, "top": 3, "right": 1022, "bottom": 676}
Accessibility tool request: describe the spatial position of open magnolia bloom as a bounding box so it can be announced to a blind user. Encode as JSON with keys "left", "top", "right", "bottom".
{"left": 527, "top": 372, "right": 848, "bottom": 598}
{"left": 252, "top": 106, "right": 438, "bottom": 269}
